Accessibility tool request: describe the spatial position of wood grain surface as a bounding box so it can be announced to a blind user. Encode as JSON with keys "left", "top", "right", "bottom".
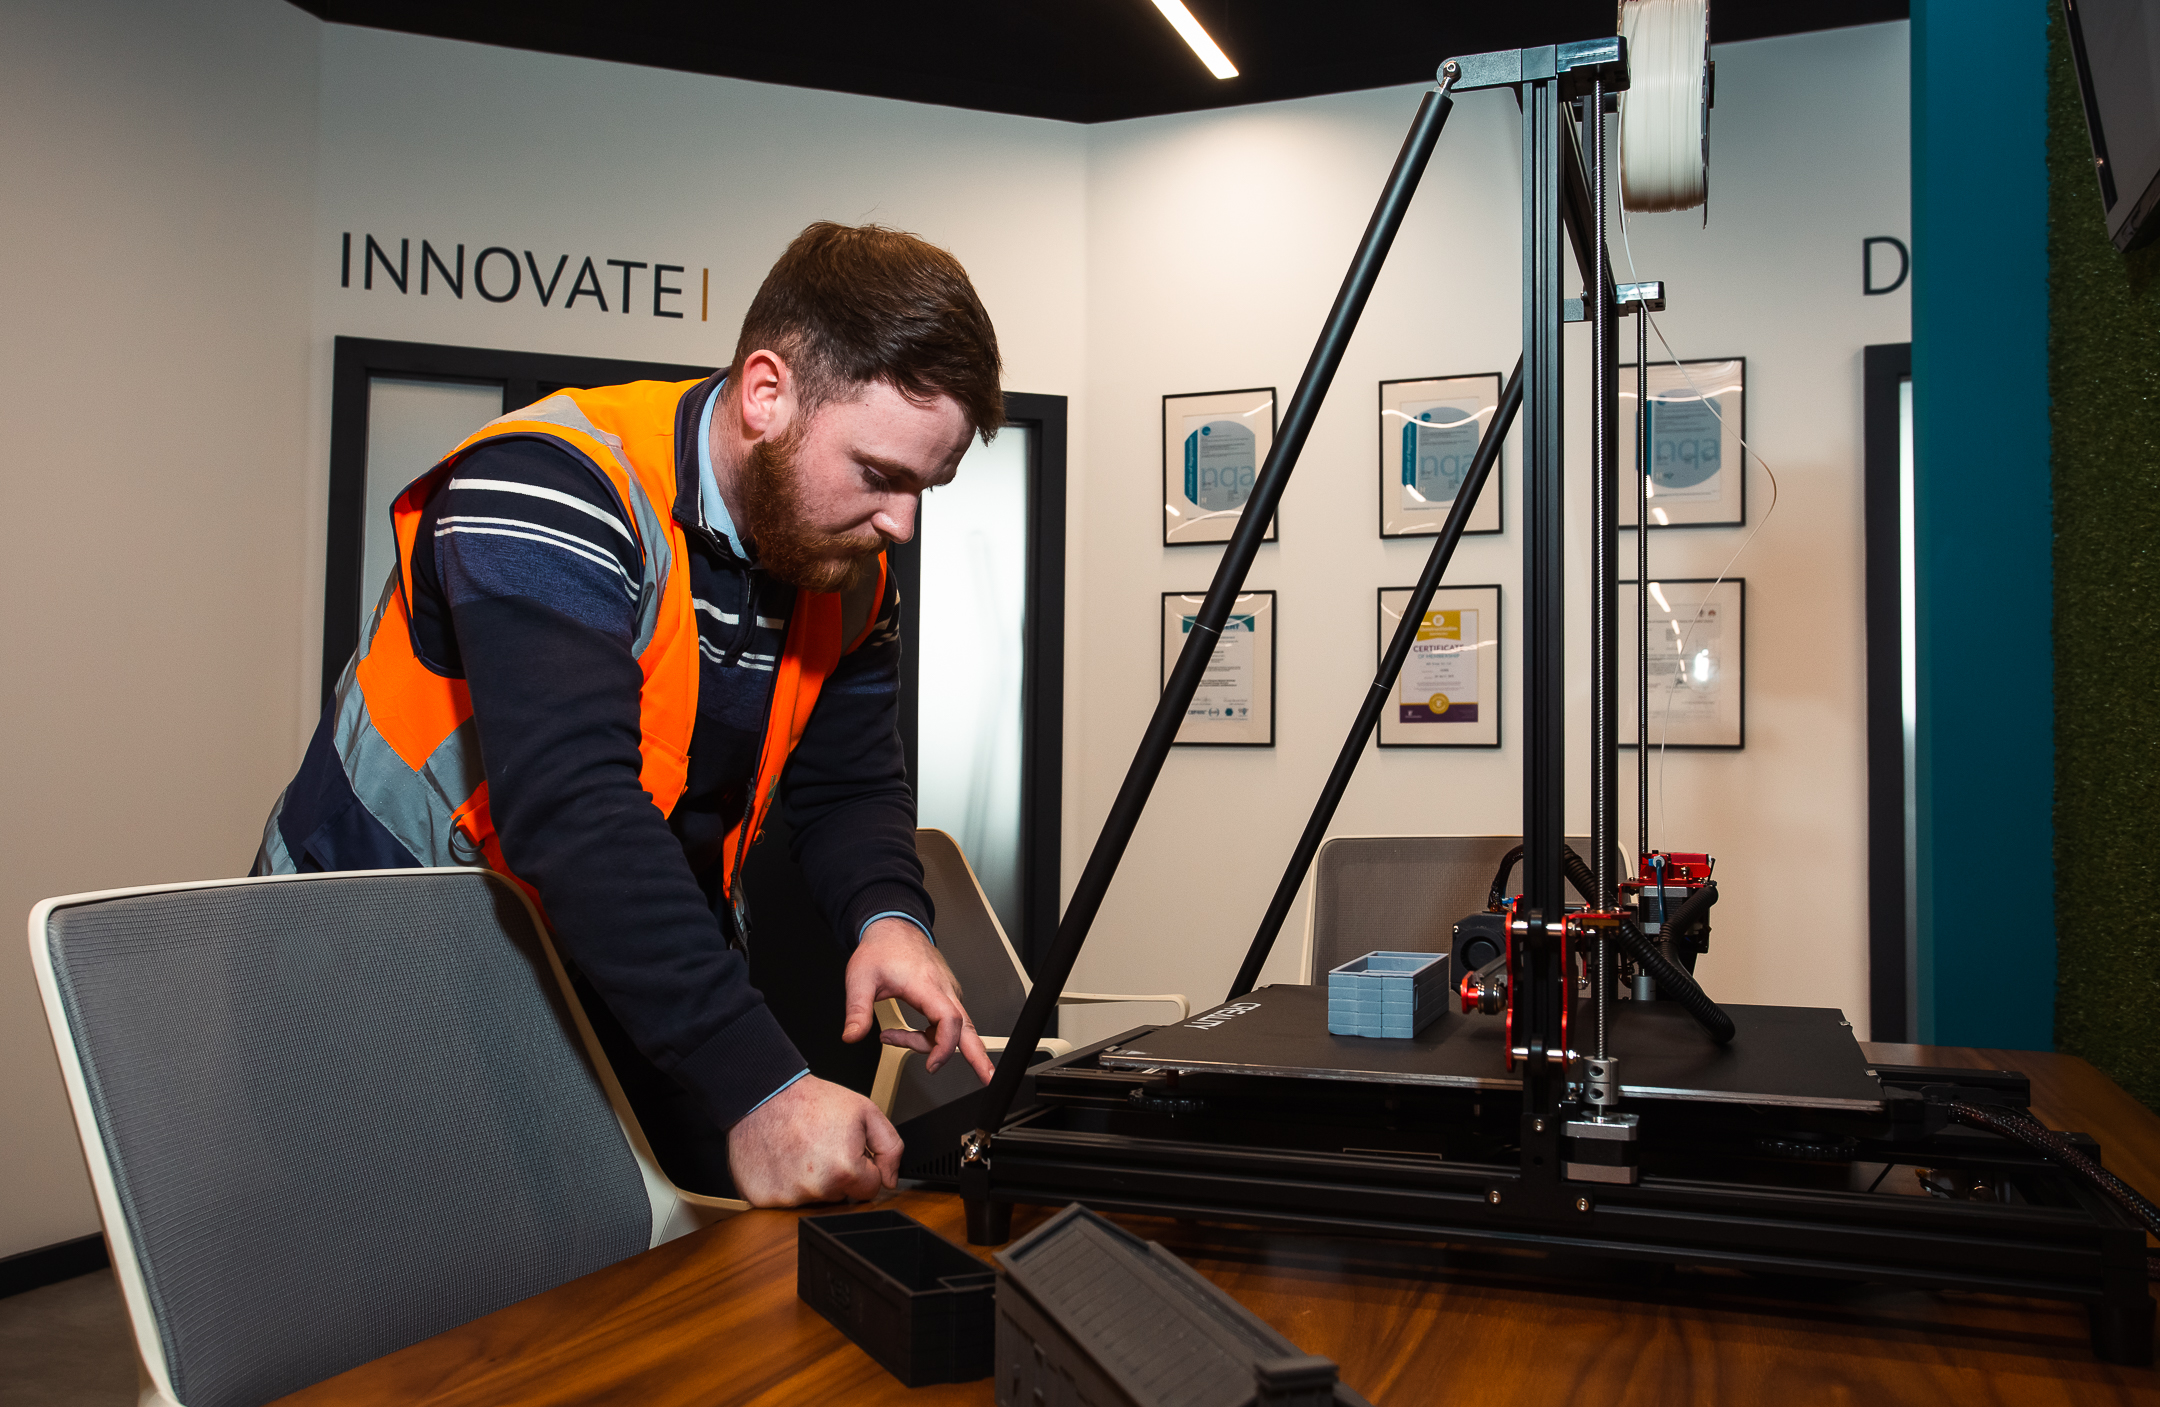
{"left": 277, "top": 1046, "right": 2160, "bottom": 1407}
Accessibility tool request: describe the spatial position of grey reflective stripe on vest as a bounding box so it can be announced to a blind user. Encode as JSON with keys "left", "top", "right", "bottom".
{"left": 484, "top": 395, "right": 672, "bottom": 656}
{"left": 313, "top": 650, "right": 489, "bottom": 867}
{"left": 251, "top": 577, "right": 410, "bottom": 876}
{"left": 252, "top": 790, "right": 296, "bottom": 875}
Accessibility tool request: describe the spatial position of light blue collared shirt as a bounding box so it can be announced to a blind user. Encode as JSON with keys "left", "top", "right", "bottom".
{"left": 695, "top": 379, "right": 747, "bottom": 559}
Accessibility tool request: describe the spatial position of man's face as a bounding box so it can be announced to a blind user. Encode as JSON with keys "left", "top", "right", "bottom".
{"left": 737, "top": 379, "right": 973, "bottom": 593}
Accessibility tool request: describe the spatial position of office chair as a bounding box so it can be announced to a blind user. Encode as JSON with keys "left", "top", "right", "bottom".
{"left": 872, "top": 829, "right": 1189, "bottom": 1127}
{"left": 28, "top": 868, "right": 744, "bottom": 1407}
{"left": 1302, "top": 834, "right": 1592, "bottom": 983}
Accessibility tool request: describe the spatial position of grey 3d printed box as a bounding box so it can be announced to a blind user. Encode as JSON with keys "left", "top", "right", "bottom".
{"left": 1326, "top": 950, "right": 1448, "bottom": 1038}
{"left": 797, "top": 1208, "right": 996, "bottom": 1386}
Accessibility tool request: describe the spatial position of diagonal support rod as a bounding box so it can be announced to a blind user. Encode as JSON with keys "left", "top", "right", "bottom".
{"left": 1226, "top": 359, "right": 1523, "bottom": 1001}
{"left": 968, "top": 75, "right": 1460, "bottom": 1144}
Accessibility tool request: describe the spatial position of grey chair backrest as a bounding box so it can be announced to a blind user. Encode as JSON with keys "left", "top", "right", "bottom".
{"left": 1307, "top": 835, "right": 1591, "bottom": 981}
{"left": 913, "top": 827, "right": 1030, "bottom": 1037}
{"left": 31, "top": 870, "right": 667, "bottom": 1407}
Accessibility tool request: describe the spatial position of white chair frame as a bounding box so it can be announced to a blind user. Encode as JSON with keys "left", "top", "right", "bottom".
{"left": 28, "top": 868, "right": 745, "bottom": 1407}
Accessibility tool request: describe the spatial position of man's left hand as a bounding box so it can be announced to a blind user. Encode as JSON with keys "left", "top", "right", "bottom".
{"left": 842, "top": 918, "right": 996, "bottom": 1084}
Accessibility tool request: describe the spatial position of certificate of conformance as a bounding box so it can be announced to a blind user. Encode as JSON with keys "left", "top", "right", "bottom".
{"left": 1645, "top": 596, "right": 1722, "bottom": 728}
{"left": 1377, "top": 584, "right": 1499, "bottom": 747}
{"left": 1184, "top": 612, "right": 1255, "bottom": 723}
{"left": 1398, "top": 609, "right": 1478, "bottom": 723}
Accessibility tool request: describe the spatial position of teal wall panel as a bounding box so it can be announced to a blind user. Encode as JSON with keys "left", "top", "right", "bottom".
{"left": 1910, "top": 1, "right": 2054, "bottom": 1048}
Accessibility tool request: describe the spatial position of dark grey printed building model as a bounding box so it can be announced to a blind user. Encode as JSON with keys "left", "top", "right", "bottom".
{"left": 993, "top": 1205, "right": 1371, "bottom": 1407}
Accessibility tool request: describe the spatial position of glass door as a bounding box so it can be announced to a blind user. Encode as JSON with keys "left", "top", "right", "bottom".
{"left": 895, "top": 393, "right": 1067, "bottom": 970}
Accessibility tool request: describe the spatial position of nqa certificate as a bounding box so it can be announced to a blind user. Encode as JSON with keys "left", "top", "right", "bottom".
{"left": 1163, "top": 388, "right": 1277, "bottom": 546}
{"left": 1378, "top": 373, "right": 1503, "bottom": 538}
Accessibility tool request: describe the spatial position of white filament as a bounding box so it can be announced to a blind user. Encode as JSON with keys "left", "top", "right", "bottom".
{"left": 1619, "top": 0, "right": 1710, "bottom": 213}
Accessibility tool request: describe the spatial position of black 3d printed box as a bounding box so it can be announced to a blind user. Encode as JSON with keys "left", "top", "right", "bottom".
{"left": 797, "top": 1208, "right": 997, "bottom": 1386}
{"left": 993, "top": 1204, "right": 1371, "bottom": 1407}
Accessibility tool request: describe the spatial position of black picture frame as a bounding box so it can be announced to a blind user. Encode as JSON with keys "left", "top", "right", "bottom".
{"left": 1620, "top": 576, "right": 1746, "bottom": 750}
{"left": 1162, "top": 387, "right": 1279, "bottom": 546}
{"left": 1161, "top": 589, "right": 1276, "bottom": 747}
{"left": 1377, "top": 373, "right": 1505, "bottom": 540}
{"left": 1619, "top": 356, "right": 1747, "bottom": 531}
{"left": 1374, "top": 583, "right": 1503, "bottom": 748}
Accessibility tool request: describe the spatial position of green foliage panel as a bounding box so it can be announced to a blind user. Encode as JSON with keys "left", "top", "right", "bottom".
{"left": 2049, "top": 7, "right": 2160, "bottom": 1108}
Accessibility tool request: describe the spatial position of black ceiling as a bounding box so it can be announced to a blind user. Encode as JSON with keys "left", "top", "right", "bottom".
{"left": 289, "top": 1, "right": 1909, "bottom": 125}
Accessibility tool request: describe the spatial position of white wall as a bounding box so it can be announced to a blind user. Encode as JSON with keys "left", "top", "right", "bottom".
{"left": 1062, "top": 23, "right": 1912, "bottom": 1042}
{"left": 0, "top": 0, "right": 321, "bottom": 1258}
{"left": 302, "top": 26, "right": 1090, "bottom": 722}
{"left": 0, "top": 9, "right": 1909, "bottom": 1257}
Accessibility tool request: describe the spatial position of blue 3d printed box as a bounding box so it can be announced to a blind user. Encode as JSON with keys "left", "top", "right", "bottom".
{"left": 1326, "top": 950, "right": 1448, "bottom": 1038}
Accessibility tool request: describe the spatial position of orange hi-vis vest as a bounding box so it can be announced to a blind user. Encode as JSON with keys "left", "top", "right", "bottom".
{"left": 273, "top": 380, "right": 887, "bottom": 912}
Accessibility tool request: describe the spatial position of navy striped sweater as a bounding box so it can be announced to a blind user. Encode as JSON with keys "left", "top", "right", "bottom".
{"left": 270, "top": 376, "right": 928, "bottom": 1128}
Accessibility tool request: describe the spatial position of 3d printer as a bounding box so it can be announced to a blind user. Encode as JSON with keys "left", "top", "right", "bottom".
{"left": 922, "top": 22, "right": 2160, "bottom": 1366}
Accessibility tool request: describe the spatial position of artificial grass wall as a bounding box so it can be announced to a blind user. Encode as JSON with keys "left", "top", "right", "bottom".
{"left": 2049, "top": 5, "right": 2160, "bottom": 1108}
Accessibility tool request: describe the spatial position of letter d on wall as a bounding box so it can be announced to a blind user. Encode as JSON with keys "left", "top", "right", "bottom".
{"left": 1864, "top": 236, "right": 1909, "bottom": 295}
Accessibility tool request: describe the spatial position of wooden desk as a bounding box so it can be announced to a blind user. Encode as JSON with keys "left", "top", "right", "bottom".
{"left": 280, "top": 1047, "right": 2160, "bottom": 1406}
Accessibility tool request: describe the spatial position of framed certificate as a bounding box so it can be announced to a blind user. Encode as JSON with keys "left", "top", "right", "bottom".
{"left": 1620, "top": 358, "right": 1745, "bottom": 529}
{"left": 1376, "top": 584, "right": 1501, "bottom": 747}
{"left": 1163, "top": 388, "right": 1278, "bottom": 546}
{"left": 1378, "top": 374, "right": 1504, "bottom": 539}
{"left": 1621, "top": 577, "right": 1744, "bottom": 749}
{"left": 1162, "top": 591, "right": 1276, "bottom": 746}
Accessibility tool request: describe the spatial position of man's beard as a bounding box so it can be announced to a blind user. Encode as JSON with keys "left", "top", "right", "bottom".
{"left": 736, "top": 425, "right": 885, "bottom": 593}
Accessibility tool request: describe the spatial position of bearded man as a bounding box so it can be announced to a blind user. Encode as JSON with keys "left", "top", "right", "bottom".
{"left": 253, "top": 223, "right": 1002, "bottom": 1205}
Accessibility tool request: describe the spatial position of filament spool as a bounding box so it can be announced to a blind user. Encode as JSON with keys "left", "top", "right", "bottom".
{"left": 1619, "top": 0, "right": 1711, "bottom": 214}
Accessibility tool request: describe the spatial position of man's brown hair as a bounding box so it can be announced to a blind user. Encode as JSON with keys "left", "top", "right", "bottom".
{"left": 731, "top": 222, "right": 1003, "bottom": 440}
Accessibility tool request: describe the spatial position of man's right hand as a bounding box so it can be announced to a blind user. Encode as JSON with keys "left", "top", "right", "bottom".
{"left": 725, "top": 1074, "right": 902, "bottom": 1206}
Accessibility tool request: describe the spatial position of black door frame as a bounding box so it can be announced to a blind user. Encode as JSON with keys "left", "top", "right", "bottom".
{"left": 324, "top": 336, "right": 717, "bottom": 706}
{"left": 1863, "top": 341, "right": 1912, "bottom": 1041}
{"left": 890, "top": 392, "right": 1068, "bottom": 973}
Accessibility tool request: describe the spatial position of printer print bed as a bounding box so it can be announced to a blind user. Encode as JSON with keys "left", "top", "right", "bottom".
{"left": 1101, "top": 984, "right": 1882, "bottom": 1111}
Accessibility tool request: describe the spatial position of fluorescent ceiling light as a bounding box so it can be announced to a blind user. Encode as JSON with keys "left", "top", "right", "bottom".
{"left": 1149, "top": 0, "right": 1239, "bottom": 79}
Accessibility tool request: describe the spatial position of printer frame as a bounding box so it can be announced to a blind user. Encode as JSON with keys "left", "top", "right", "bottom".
{"left": 949, "top": 39, "right": 2157, "bottom": 1364}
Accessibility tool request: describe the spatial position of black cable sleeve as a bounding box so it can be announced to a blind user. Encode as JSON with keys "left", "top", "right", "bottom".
{"left": 1948, "top": 1101, "right": 2160, "bottom": 1277}
{"left": 1613, "top": 915, "right": 1736, "bottom": 1045}
{"left": 1489, "top": 843, "right": 1609, "bottom": 912}
{"left": 1662, "top": 878, "right": 1719, "bottom": 935}
{"left": 1486, "top": 846, "right": 1525, "bottom": 912}
{"left": 1562, "top": 845, "right": 1596, "bottom": 904}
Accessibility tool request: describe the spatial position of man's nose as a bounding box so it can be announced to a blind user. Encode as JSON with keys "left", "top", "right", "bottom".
{"left": 873, "top": 495, "right": 918, "bottom": 545}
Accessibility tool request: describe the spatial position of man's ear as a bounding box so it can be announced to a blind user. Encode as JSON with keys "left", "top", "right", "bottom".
{"left": 735, "top": 349, "right": 793, "bottom": 439}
